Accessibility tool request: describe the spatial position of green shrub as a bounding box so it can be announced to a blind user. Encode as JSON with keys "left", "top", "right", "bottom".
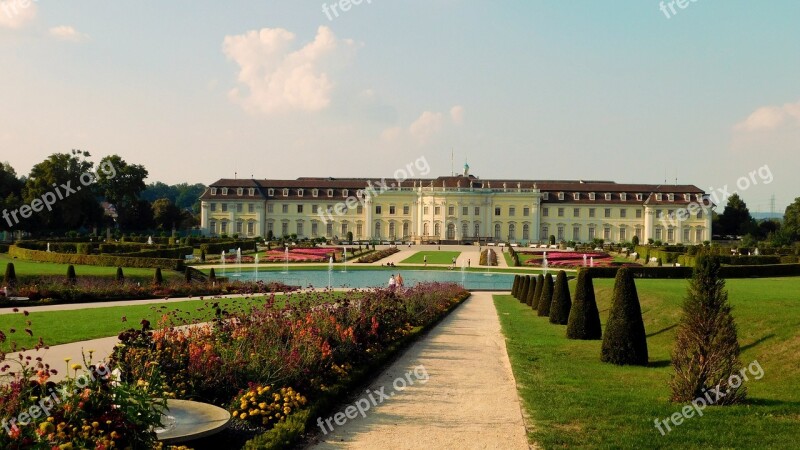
{"left": 600, "top": 268, "right": 648, "bottom": 366}
{"left": 209, "top": 268, "right": 216, "bottom": 283}
{"left": 4, "top": 262, "right": 16, "bottom": 287}
{"left": 185, "top": 267, "right": 192, "bottom": 283}
{"left": 8, "top": 246, "right": 184, "bottom": 270}
{"left": 511, "top": 275, "right": 519, "bottom": 298}
{"left": 531, "top": 274, "right": 544, "bottom": 309}
{"left": 0, "top": 244, "right": 10, "bottom": 253}
{"left": 549, "top": 270, "right": 571, "bottom": 325}
{"left": 154, "top": 268, "right": 163, "bottom": 285}
{"left": 66, "top": 265, "right": 77, "bottom": 283}
{"left": 537, "top": 274, "right": 554, "bottom": 317}
{"left": 518, "top": 276, "right": 529, "bottom": 304}
{"left": 526, "top": 276, "right": 537, "bottom": 307}
{"left": 115, "top": 267, "right": 124, "bottom": 282}
{"left": 670, "top": 256, "right": 746, "bottom": 404}
{"left": 200, "top": 248, "right": 206, "bottom": 262}
{"left": 566, "top": 269, "right": 602, "bottom": 340}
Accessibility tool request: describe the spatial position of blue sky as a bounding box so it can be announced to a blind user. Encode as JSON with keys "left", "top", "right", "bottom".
{"left": 1, "top": 0, "right": 798, "bottom": 212}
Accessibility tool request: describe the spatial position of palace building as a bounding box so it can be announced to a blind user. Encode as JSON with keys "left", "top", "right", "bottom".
{"left": 199, "top": 165, "right": 712, "bottom": 245}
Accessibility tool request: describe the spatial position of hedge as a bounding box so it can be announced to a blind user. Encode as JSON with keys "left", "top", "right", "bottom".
{"left": 200, "top": 240, "right": 258, "bottom": 254}
{"left": 678, "top": 254, "right": 782, "bottom": 267}
{"left": 8, "top": 245, "right": 185, "bottom": 270}
{"left": 586, "top": 264, "right": 800, "bottom": 279}
{"left": 0, "top": 244, "right": 9, "bottom": 254}
{"left": 119, "top": 246, "right": 194, "bottom": 259}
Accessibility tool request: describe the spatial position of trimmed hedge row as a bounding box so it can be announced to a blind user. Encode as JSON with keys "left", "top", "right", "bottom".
{"left": 8, "top": 245, "right": 185, "bottom": 270}
{"left": 119, "top": 246, "right": 194, "bottom": 259}
{"left": 586, "top": 264, "right": 800, "bottom": 279}
{"left": 678, "top": 254, "right": 782, "bottom": 267}
{"left": 200, "top": 240, "right": 258, "bottom": 254}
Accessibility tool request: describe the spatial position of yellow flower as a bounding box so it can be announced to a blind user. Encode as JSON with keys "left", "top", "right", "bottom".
{"left": 71, "top": 364, "right": 82, "bottom": 371}
{"left": 239, "top": 413, "right": 247, "bottom": 420}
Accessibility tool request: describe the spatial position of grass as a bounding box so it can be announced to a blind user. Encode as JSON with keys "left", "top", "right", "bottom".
{"left": 0, "top": 254, "right": 179, "bottom": 281}
{"left": 494, "top": 277, "right": 800, "bottom": 449}
{"left": 400, "top": 251, "right": 461, "bottom": 264}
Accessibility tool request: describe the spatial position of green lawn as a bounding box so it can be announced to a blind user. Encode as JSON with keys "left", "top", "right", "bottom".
{"left": 401, "top": 251, "right": 461, "bottom": 264}
{"left": 0, "top": 254, "right": 179, "bottom": 281}
{"left": 495, "top": 277, "right": 800, "bottom": 449}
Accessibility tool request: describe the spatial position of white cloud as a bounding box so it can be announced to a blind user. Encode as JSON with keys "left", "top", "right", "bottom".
{"left": 735, "top": 100, "right": 800, "bottom": 132}
{"left": 380, "top": 126, "right": 402, "bottom": 142}
{"left": 223, "top": 26, "right": 357, "bottom": 114}
{"left": 49, "top": 25, "right": 89, "bottom": 42}
{"left": 409, "top": 111, "right": 444, "bottom": 143}
{"left": 450, "top": 105, "right": 465, "bottom": 125}
{"left": 0, "top": 0, "right": 37, "bottom": 29}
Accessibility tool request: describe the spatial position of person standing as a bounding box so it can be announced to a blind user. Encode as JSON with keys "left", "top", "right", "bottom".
{"left": 423, "top": 255, "right": 427, "bottom": 267}
{"left": 389, "top": 274, "right": 397, "bottom": 291}
{"left": 397, "top": 273, "right": 404, "bottom": 287}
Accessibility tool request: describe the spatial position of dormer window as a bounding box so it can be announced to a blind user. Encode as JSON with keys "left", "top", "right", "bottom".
{"left": 248, "top": 188, "right": 255, "bottom": 196}
{"left": 558, "top": 192, "right": 565, "bottom": 200}
{"left": 221, "top": 188, "right": 228, "bottom": 196}
{"left": 210, "top": 188, "right": 217, "bottom": 196}
{"left": 668, "top": 194, "right": 674, "bottom": 201}
{"left": 620, "top": 193, "right": 627, "bottom": 201}
{"left": 327, "top": 189, "right": 334, "bottom": 197}
{"left": 312, "top": 189, "right": 318, "bottom": 197}
{"left": 342, "top": 189, "right": 348, "bottom": 197}
{"left": 589, "top": 192, "right": 596, "bottom": 200}
{"left": 656, "top": 193, "right": 663, "bottom": 201}
{"left": 573, "top": 192, "right": 580, "bottom": 200}
{"left": 542, "top": 192, "right": 549, "bottom": 200}
{"left": 298, "top": 189, "right": 304, "bottom": 197}
{"left": 696, "top": 194, "right": 703, "bottom": 202}
{"left": 283, "top": 188, "right": 289, "bottom": 197}
{"left": 237, "top": 188, "right": 243, "bottom": 196}
{"left": 605, "top": 193, "right": 612, "bottom": 201}
{"left": 636, "top": 193, "right": 643, "bottom": 201}
{"left": 267, "top": 188, "right": 274, "bottom": 196}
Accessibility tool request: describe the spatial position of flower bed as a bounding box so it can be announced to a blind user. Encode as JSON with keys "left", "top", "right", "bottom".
{"left": 356, "top": 247, "right": 399, "bottom": 263}
{"left": 524, "top": 251, "right": 613, "bottom": 267}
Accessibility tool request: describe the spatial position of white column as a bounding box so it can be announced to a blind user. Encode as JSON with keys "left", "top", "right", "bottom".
{"left": 644, "top": 206, "right": 654, "bottom": 243}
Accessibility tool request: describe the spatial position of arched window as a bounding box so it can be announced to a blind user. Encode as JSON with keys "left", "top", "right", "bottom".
{"left": 374, "top": 221, "right": 381, "bottom": 238}
{"left": 389, "top": 222, "right": 396, "bottom": 239}
{"left": 434, "top": 222, "right": 441, "bottom": 237}
{"left": 508, "top": 223, "right": 516, "bottom": 241}
{"left": 447, "top": 223, "right": 455, "bottom": 240}
{"left": 522, "top": 224, "right": 530, "bottom": 240}
{"left": 494, "top": 223, "right": 501, "bottom": 239}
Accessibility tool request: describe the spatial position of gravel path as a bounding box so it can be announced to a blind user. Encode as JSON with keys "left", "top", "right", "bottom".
{"left": 308, "top": 291, "right": 532, "bottom": 449}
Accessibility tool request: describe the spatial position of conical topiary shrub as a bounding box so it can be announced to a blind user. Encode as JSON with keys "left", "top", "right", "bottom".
{"left": 185, "top": 267, "right": 192, "bottom": 283}
{"left": 601, "top": 268, "right": 648, "bottom": 366}
{"left": 537, "top": 273, "right": 554, "bottom": 317}
{"left": 670, "top": 256, "right": 746, "bottom": 404}
{"left": 566, "top": 269, "right": 602, "bottom": 340}
{"left": 526, "top": 276, "right": 538, "bottom": 307}
{"left": 66, "top": 265, "right": 77, "bottom": 284}
{"left": 549, "top": 270, "right": 572, "bottom": 325}
{"left": 115, "top": 267, "right": 124, "bottom": 283}
{"left": 4, "top": 262, "right": 16, "bottom": 287}
{"left": 154, "top": 268, "right": 163, "bottom": 285}
{"left": 512, "top": 275, "right": 521, "bottom": 299}
{"left": 531, "top": 274, "right": 544, "bottom": 309}
{"left": 209, "top": 267, "right": 216, "bottom": 283}
{"left": 519, "top": 276, "right": 531, "bottom": 304}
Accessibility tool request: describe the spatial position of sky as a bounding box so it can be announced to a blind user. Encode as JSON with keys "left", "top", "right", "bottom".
{"left": 0, "top": 0, "right": 798, "bottom": 213}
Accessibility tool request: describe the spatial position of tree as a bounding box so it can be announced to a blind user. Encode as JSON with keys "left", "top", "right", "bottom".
{"left": 549, "top": 270, "right": 572, "bottom": 325}
{"left": 22, "top": 151, "right": 104, "bottom": 231}
{"left": 531, "top": 274, "right": 544, "bottom": 309}
{"left": 94, "top": 155, "right": 148, "bottom": 230}
{"left": 718, "top": 193, "right": 756, "bottom": 237}
{"left": 115, "top": 267, "right": 124, "bottom": 283}
{"left": 631, "top": 235, "right": 639, "bottom": 246}
{"left": 566, "top": 269, "right": 602, "bottom": 340}
{"left": 511, "top": 275, "right": 521, "bottom": 299}
{"left": 537, "top": 274, "right": 554, "bottom": 317}
{"left": 66, "top": 265, "right": 77, "bottom": 284}
{"left": 670, "top": 256, "right": 746, "bottom": 404}
{"left": 153, "top": 268, "right": 163, "bottom": 285}
{"left": 526, "top": 276, "right": 537, "bottom": 307}
{"left": 3, "top": 262, "right": 16, "bottom": 287}
{"left": 152, "top": 198, "right": 181, "bottom": 231}
{"left": 784, "top": 197, "right": 800, "bottom": 241}
{"left": 209, "top": 268, "right": 216, "bottom": 283}
{"left": 0, "top": 162, "right": 24, "bottom": 232}
{"left": 601, "top": 268, "right": 648, "bottom": 366}
{"left": 518, "top": 276, "right": 529, "bottom": 304}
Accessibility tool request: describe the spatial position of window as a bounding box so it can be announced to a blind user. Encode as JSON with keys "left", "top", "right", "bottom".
{"left": 222, "top": 188, "right": 228, "bottom": 195}
{"left": 434, "top": 222, "right": 441, "bottom": 236}
{"left": 605, "top": 193, "right": 612, "bottom": 201}
{"left": 357, "top": 205, "right": 363, "bottom": 214}
{"left": 267, "top": 222, "right": 273, "bottom": 235}
{"left": 589, "top": 192, "right": 595, "bottom": 200}
{"left": 312, "top": 189, "right": 318, "bottom": 197}
{"left": 474, "top": 223, "right": 480, "bottom": 237}
{"left": 268, "top": 188, "right": 274, "bottom": 196}
{"left": 542, "top": 192, "right": 549, "bottom": 200}
{"left": 389, "top": 222, "right": 395, "bottom": 238}
{"left": 462, "top": 222, "right": 468, "bottom": 238}
{"left": 210, "top": 188, "right": 217, "bottom": 196}
{"left": 683, "top": 228, "right": 690, "bottom": 242}
{"left": 634, "top": 227, "right": 641, "bottom": 239}
{"left": 282, "top": 222, "right": 289, "bottom": 236}
{"left": 656, "top": 209, "right": 663, "bottom": 218}
{"left": 636, "top": 209, "right": 642, "bottom": 218}
{"left": 220, "top": 221, "right": 228, "bottom": 234}
{"left": 312, "top": 205, "right": 318, "bottom": 213}
{"left": 267, "top": 204, "right": 273, "bottom": 213}
{"left": 297, "top": 222, "right": 304, "bottom": 236}
{"left": 542, "top": 208, "right": 549, "bottom": 217}
{"left": 312, "top": 222, "right": 318, "bottom": 237}
{"left": 558, "top": 192, "right": 565, "bottom": 200}
{"left": 248, "top": 203, "right": 254, "bottom": 213}
{"left": 588, "top": 226, "right": 595, "bottom": 240}
{"left": 557, "top": 226, "right": 564, "bottom": 241}
{"left": 684, "top": 194, "right": 691, "bottom": 201}
{"left": 283, "top": 189, "right": 289, "bottom": 197}
{"left": 297, "top": 205, "right": 303, "bottom": 213}
{"left": 668, "top": 228, "right": 675, "bottom": 242}
{"left": 435, "top": 206, "right": 441, "bottom": 215}
{"left": 668, "top": 194, "right": 674, "bottom": 202}
{"left": 297, "top": 189, "right": 303, "bottom": 197}
{"left": 342, "top": 189, "right": 348, "bottom": 197}
{"left": 696, "top": 229, "right": 703, "bottom": 242}
{"left": 209, "top": 220, "right": 217, "bottom": 234}
{"left": 573, "top": 226, "right": 580, "bottom": 241}
{"left": 376, "top": 205, "right": 382, "bottom": 214}
{"left": 495, "top": 207, "right": 501, "bottom": 216}
{"left": 636, "top": 193, "right": 643, "bottom": 201}
{"left": 509, "top": 207, "right": 516, "bottom": 217}
{"left": 248, "top": 188, "right": 255, "bottom": 196}
{"left": 474, "top": 207, "right": 480, "bottom": 215}
{"left": 523, "top": 224, "right": 530, "bottom": 240}
{"left": 621, "top": 193, "right": 627, "bottom": 201}
{"left": 589, "top": 208, "right": 595, "bottom": 218}
{"left": 282, "top": 204, "right": 289, "bottom": 214}
{"left": 341, "top": 223, "right": 348, "bottom": 236}
{"left": 404, "top": 205, "right": 410, "bottom": 215}
{"left": 509, "top": 223, "right": 516, "bottom": 240}
{"left": 523, "top": 207, "right": 530, "bottom": 216}
{"left": 573, "top": 208, "right": 580, "bottom": 218}
{"left": 604, "top": 227, "right": 611, "bottom": 240}
{"left": 423, "top": 223, "right": 429, "bottom": 235}
{"left": 327, "top": 222, "right": 334, "bottom": 237}
{"left": 656, "top": 193, "right": 663, "bottom": 201}
{"left": 237, "top": 188, "right": 243, "bottom": 196}
{"left": 655, "top": 228, "right": 663, "bottom": 240}
{"left": 424, "top": 206, "right": 429, "bottom": 215}
{"left": 222, "top": 203, "right": 228, "bottom": 212}
{"left": 558, "top": 207, "right": 564, "bottom": 217}
{"left": 357, "top": 223, "right": 363, "bottom": 238}
{"left": 542, "top": 226, "right": 549, "bottom": 238}
{"left": 389, "top": 205, "right": 396, "bottom": 215}
{"left": 668, "top": 210, "right": 675, "bottom": 219}
{"left": 620, "top": 227, "right": 627, "bottom": 241}
{"left": 448, "top": 206, "right": 455, "bottom": 216}
{"left": 210, "top": 203, "right": 216, "bottom": 212}
{"left": 620, "top": 208, "right": 626, "bottom": 218}
{"left": 327, "top": 189, "right": 334, "bottom": 197}
{"left": 494, "top": 223, "right": 501, "bottom": 239}
{"left": 573, "top": 192, "right": 580, "bottom": 200}
{"left": 462, "top": 206, "right": 469, "bottom": 216}
{"left": 604, "top": 208, "right": 611, "bottom": 218}
{"left": 236, "top": 203, "right": 243, "bottom": 213}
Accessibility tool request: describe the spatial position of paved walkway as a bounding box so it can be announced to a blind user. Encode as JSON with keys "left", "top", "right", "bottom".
{"left": 309, "top": 292, "right": 531, "bottom": 449}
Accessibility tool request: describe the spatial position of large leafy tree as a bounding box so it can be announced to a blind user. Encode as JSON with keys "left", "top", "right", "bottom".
{"left": 0, "top": 162, "right": 24, "bottom": 232}
{"left": 94, "top": 155, "right": 149, "bottom": 229}
{"left": 151, "top": 198, "right": 182, "bottom": 231}
{"left": 784, "top": 197, "right": 800, "bottom": 241}
{"left": 22, "top": 150, "right": 103, "bottom": 231}
{"left": 718, "top": 193, "right": 756, "bottom": 236}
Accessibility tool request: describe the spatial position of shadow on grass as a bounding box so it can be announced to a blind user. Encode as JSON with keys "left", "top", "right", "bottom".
{"left": 740, "top": 334, "right": 776, "bottom": 352}
{"left": 646, "top": 324, "right": 678, "bottom": 338}
{"left": 648, "top": 359, "right": 672, "bottom": 368}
